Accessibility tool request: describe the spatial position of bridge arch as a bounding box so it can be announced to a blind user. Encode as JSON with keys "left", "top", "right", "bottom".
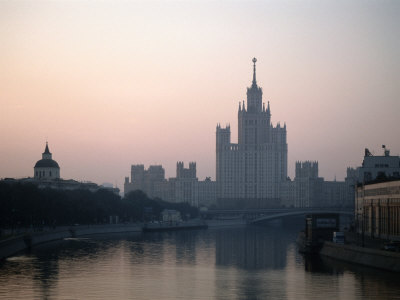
{"left": 249, "top": 210, "right": 354, "bottom": 225}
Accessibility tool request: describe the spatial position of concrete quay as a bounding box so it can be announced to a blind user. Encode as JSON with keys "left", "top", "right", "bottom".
{"left": 320, "top": 241, "right": 400, "bottom": 272}
{"left": 0, "top": 224, "right": 142, "bottom": 260}
{"left": 0, "top": 219, "right": 248, "bottom": 260}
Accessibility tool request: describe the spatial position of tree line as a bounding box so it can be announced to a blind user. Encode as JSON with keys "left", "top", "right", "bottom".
{"left": 0, "top": 182, "right": 198, "bottom": 229}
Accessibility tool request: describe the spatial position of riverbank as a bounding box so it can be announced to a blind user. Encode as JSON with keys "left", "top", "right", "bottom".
{"left": 206, "top": 219, "right": 247, "bottom": 228}
{"left": 0, "top": 219, "right": 248, "bottom": 260}
{"left": 143, "top": 220, "right": 208, "bottom": 232}
{"left": 0, "top": 224, "right": 142, "bottom": 260}
{"left": 320, "top": 241, "right": 400, "bottom": 272}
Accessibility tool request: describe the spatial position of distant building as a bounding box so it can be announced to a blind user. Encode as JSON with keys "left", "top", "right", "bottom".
{"left": 347, "top": 146, "right": 400, "bottom": 183}
{"left": 124, "top": 162, "right": 217, "bottom": 207}
{"left": 322, "top": 180, "right": 348, "bottom": 208}
{"left": 197, "top": 177, "right": 217, "bottom": 208}
{"left": 280, "top": 178, "right": 296, "bottom": 208}
{"left": 355, "top": 179, "right": 400, "bottom": 240}
{"left": 1, "top": 177, "right": 119, "bottom": 194}
{"left": 281, "top": 161, "right": 352, "bottom": 208}
{"left": 34, "top": 142, "right": 60, "bottom": 180}
{"left": 162, "top": 209, "right": 182, "bottom": 222}
{"left": 345, "top": 146, "right": 400, "bottom": 208}
{"left": 1, "top": 142, "right": 120, "bottom": 194}
{"left": 294, "top": 161, "right": 323, "bottom": 208}
{"left": 216, "top": 58, "right": 287, "bottom": 209}
{"left": 174, "top": 162, "right": 198, "bottom": 205}
{"left": 124, "top": 164, "right": 165, "bottom": 198}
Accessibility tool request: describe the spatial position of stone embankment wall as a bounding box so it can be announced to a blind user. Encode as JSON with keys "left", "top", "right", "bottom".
{"left": 207, "top": 219, "right": 246, "bottom": 228}
{"left": 1, "top": 220, "right": 244, "bottom": 260}
{"left": 320, "top": 242, "right": 400, "bottom": 272}
{"left": 0, "top": 224, "right": 142, "bottom": 260}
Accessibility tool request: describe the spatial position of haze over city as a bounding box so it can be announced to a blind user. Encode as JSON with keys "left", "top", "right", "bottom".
{"left": 1, "top": 0, "right": 399, "bottom": 189}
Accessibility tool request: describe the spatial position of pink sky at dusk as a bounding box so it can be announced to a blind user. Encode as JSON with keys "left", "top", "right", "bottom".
{"left": 1, "top": 0, "right": 399, "bottom": 190}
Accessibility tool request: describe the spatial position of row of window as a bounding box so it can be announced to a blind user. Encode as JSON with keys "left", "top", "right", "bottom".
{"left": 375, "top": 164, "right": 389, "bottom": 168}
{"left": 35, "top": 170, "right": 54, "bottom": 178}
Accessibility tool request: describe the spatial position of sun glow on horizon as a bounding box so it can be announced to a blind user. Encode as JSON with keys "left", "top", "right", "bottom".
{"left": 1, "top": 0, "right": 399, "bottom": 189}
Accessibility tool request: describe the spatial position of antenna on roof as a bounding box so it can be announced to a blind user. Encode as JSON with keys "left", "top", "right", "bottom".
{"left": 382, "top": 145, "right": 390, "bottom": 156}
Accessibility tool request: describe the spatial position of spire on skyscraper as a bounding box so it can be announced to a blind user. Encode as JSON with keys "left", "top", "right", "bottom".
{"left": 252, "top": 57, "right": 257, "bottom": 86}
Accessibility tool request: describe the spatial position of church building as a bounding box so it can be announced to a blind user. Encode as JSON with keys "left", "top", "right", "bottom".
{"left": 34, "top": 142, "right": 60, "bottom": 180}
{"left": 216, "top": 58, "right": 287, "bottom": 209}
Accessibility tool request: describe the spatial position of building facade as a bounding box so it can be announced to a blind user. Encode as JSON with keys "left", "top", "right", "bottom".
{"left": 345, "top": 146, "right": 400, "bottom": 210}
{"left": 281, "top": 161, "right": 352, "bottom": 208}
{"left": 216, "top": 58, "right": 287, "bottom": 209}
{"left": 197, "top": 177, "right": 217, "bottom": 208}
{"left": 34, "top": 143, "right": 60, "bottom": 180}
{"left": 3, "top": 143, "right": 119, "bottom": 194}
{"left": 294, "top": 161, "right": 323, "bottom": 208}
{"left": 174, "top": 162, "right": 198, "bottom": 205}
{"left": 124, "top": 162, "right": 217, "bottom": 207}
{"left": 347, "top": 146, "right": 400, "bottom": 184}
{"left": 355, "top": 179, "right": 400, "bottom": 240}
{"left": 124, "top": 164, "right": 166, "bottom": 198}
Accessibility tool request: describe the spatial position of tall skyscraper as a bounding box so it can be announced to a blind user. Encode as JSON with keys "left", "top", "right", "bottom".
{"left": 216, "top": 58, "right": 287, "bottom": 208}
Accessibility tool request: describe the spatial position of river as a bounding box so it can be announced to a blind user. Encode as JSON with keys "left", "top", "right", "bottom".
{"left": 0, "top": 222, "right": 399, "bottom": 299}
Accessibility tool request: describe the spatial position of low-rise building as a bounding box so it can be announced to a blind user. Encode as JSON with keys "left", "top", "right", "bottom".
{"left": 355, "top": 179, "right": 400, "bottom": 240}
{"left": 346, "top": 146, "right": 400, "bottom": 210}
{"left": 347, "top": 146, "right": 400, "bottom": 184}
{"left": 162, "top": 209, "right": 181, "bottom": 222}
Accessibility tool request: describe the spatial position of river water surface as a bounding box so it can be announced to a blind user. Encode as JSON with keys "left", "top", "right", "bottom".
{"left": 0, "top": 224, "right": 399, "bottom": 299}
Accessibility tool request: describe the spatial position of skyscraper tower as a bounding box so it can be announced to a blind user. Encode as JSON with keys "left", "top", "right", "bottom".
{"left": 216, "top": 58, "right": 287, "bottom": 209}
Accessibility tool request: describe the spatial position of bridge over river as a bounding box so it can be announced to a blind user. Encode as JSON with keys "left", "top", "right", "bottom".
{"left": 201, "top": 207, "right": 354, "bottom": 225}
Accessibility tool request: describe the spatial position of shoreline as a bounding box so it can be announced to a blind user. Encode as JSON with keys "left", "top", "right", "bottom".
{"left": 206, "top": 219, "right": 247, "bottom": 229}
{"left": 0, "top": 219, "right": 247, "bottom": 260}
{"left": 320, "top": 241, "right": 400, "bottom": 272}
{"left": 0, "top": 224, "right": 142, "bottom": 260}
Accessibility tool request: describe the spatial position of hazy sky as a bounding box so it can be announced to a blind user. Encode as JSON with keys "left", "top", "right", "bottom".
{"left": 1, "top": 0, "right": 399, "bottom": 189}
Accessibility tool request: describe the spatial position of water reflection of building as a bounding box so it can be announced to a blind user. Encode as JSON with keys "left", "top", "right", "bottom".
{"left": 33, "top": 257, "right": 59, "bottom": 299}
{"left": 174, "top": 230, "right": 198, "bottom": 265}
{"left": 215, "top": 227, "right": 289, "bottom": 270}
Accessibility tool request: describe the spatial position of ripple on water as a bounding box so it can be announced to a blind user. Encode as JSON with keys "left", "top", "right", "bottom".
{"left": 0, "top": 227, "right": 400, "bottom": 299}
